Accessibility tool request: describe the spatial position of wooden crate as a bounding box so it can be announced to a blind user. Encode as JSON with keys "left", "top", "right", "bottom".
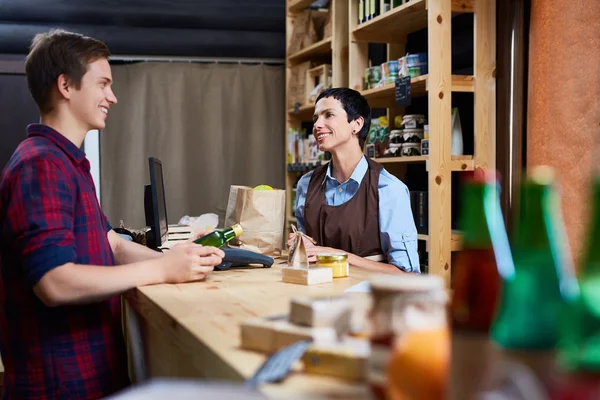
{"left": 306, "top": 64, "right": 332, "bottom": 104}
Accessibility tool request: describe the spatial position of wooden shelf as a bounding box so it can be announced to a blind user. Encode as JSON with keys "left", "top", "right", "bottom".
{"left": 418, "top": 231, "right": 463, "bottom": 252}
{"left": 360, "top": 74, "right": 474, "bottom": 108}
{"left": 351, "top": 0, "right": 474, "bottom": 43}
{"left": 287, "top": 37, "right": 332, "bottom": 65}
{"left": 373, "top": 155, "right": 474, "bottom": 171}
{"left": 373, "top": 155, "right": 428, "bottom": 164}
{"left": 288, "top": 0, "right": 315, "bottom": 12}
{"left": 287, "top": 103, "right": 315, "bottom": 121}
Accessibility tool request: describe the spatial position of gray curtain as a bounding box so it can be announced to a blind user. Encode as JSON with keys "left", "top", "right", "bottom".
{"left": 100, "top": 62, "right": 285, "bottom": 229}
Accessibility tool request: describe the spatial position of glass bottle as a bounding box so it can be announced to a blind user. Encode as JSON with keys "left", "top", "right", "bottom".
{"left": 491, "top": 166, "right": 574, "bottom": 349}
{"left": 451, "top": 169, "right": 501, "bottom": 332}
{"left": 558, "top": 172, "right": 600, "bottom": 373}
{"left": 194, "top": 224, "right": 243, "bottom": 248}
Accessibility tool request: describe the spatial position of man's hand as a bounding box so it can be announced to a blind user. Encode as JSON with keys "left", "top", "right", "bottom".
{"left": 190, "top": 229, "right": 213, "bottom": 242}
{"left": 159, "top": 242, "right": 224, "bottom": 283}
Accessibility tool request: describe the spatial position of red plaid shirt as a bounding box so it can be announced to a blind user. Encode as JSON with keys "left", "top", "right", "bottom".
{"left": 0, "top": 124, "right": 129, "bottom": 399}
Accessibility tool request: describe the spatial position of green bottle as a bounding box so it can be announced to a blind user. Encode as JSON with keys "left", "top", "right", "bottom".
{"left": 194, "top": 224, "right": 243, "bottom": 248}
{"left": 451, "top": 169, "right": 501, "bottom": 332}
{"left": 491, "top": 166, "right": 574, "bottom": 349}
{"left": 558, "top": 175, "right": 600, "bottom": 372}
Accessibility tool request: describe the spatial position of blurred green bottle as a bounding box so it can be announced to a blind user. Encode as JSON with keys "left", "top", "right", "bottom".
{"left": 451, "top": 169, "right": 501, "bottom": 332}
{"left": 194, "top": 224, "right": 243, "bottom": 248}
{"left": 491, "top": 166, "right": 575, "bottom": 349}
{"left": 558, "top": 173, "right": 600, "bottom": 373}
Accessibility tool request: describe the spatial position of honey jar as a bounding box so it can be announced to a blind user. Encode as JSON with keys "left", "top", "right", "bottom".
{"left": 316, "top": 253, "right": 349, "bottom": 278}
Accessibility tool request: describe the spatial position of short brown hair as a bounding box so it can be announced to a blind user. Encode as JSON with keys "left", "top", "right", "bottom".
{"left": 25, "top": 29, "right": 111, "bottom": 114}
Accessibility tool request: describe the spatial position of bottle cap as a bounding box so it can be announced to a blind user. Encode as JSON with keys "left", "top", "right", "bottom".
{"left": 528, "top": 165, "right": 555, "bottom": 186}
{"left": 232, "top": 224, "right": 243, "bottom": 237}
{"left": 463, "top": 168, "right": 500, "bottom": 185}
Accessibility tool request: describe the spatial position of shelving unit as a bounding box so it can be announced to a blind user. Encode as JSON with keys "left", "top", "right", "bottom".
{"left": 360, "top": 74, "right": 475, "bottom": 108}
{"left": 285, "top": 0, "right": 349, "bottom": 234}
{"left": 284, "top": 0, "right": 495, "bottom": 285}
{"left": 287, "top": 37, "right": 333, "bottom": 64}
{"left": 349, "top": 0, "right": 496, "bottom": 284}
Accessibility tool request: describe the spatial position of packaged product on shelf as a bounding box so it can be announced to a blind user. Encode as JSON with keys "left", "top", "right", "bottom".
{"left": 303, "top": 138, "right": 311, "bottom": 164}
{"left": 368, "top": 117, "right": 390, "bottom": 158}
{"left": 401, "top": 142, "right": 421, "bottom": 157}
{"left": 364, "top": 66, "right": 382, "bottom": 90}
{"left": 287, "top": 129, "right": 297, "bottom": 164}
{"left": 398, "top": 56, "right": 408, "bottom": 78}
{"left": 402, "top": 128, "right": 423, "bottom": 142}
{"left": 380, "top": 60, "right": 399, "bottom": 85}
{"left": 385, "top": 129, "right": 403, "bottom": 157}
{"left": 451, "top": 108, "right": 464, "bottom": 156}
{"left": 401, "top": 114, "right": 427, "bottom": 129}
{"left": 406, "top": 52, "right": 428, "bottom": 75}
{"left": 382, "top": 0, "right": 391, "bottom": 13}
{"left": 421, "top": 139, "right": 429, "bottom": 155}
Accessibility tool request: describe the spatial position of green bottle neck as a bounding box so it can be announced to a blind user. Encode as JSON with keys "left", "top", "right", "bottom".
{"left": 460, "top": 183, "right": 492, "bottom": 248}
{"left": 222, "top": 227, "right": 236, "bottom": 242}
{"left": 582, "top": 178, "right": 600, "bottom": 275}
{"left": 513, "top": 184, "right": 551, "bottom": 249}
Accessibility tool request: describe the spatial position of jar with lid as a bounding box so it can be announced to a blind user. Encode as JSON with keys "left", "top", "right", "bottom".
{"left": 316, "top": 253, "right": 349, "bottom": 278}
{"left": 367, "top": 274, "right": 449, "bottom": 400}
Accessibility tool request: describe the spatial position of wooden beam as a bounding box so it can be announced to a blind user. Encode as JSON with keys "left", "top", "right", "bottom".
{"left": 348, "top": 0, "right": 368, "bottom": 91}
{"left": 474, "top": 0, "right": 497, "bottom": 168}
{"left": 332, "top": 0, "right": 349, "bottom": 87}
{"left": 427, "top": 0, "right": 453, "bottom": 285}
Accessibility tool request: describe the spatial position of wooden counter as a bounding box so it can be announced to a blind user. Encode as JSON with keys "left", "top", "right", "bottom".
{"left": 124, "top": 264, "right": 372, "bottom": 399}
{"left": 123, "top": 264, "right": 560, "bottom": 400}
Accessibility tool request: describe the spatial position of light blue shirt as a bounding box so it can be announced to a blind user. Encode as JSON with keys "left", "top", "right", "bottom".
{"left": 295, "top": 156, "right": 420, "bottom": 273}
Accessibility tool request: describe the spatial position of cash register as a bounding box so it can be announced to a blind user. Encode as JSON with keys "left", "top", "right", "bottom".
{"left": 144, "top": 156, "right": 273, "bottom": 270}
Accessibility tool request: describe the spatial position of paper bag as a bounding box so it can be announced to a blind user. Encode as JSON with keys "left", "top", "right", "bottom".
{"left": 224, "top": 185, "right": 286, "bottom": 256}
{"left": 288, "top": 225, "right": 316, "bottom": 268}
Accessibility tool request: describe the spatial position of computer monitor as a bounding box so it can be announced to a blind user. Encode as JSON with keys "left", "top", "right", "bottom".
{"left": 144, "top": 157, "right": 169, "bottom": 250}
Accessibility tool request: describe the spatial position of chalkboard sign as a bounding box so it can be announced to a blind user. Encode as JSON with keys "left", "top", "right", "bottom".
{"left": 395, "top": 76, "right": 411, "bottom": 107}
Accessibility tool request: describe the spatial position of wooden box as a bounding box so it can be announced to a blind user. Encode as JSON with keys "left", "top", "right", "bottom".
{"left": 240, "top": 314, "right": 337, "bottom": 354}
{"left": 287, "top": 61, "right": 312, "bottom": 109}
{"left": 282, "top": 266, "right": 333, "bottom": 285}
{"left": 306, "top": 64, "right": 332, "bottom": 104}
{"left": 302, "top": 337, "right": 370, "bottom": 381}
{"left": 290, "top": 295, "right": 353, "bottom": 335}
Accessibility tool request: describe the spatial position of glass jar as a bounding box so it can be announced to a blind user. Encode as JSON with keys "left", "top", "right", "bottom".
{"left": 367, "top": 274, "right": 449, "bottom": 400}
{"left": 316, "top": 253, "right": 349, "bottom": 278}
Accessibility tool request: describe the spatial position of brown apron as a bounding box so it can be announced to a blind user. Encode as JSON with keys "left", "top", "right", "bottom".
{"left": 304, "top": 157, "right": 383, "bottom": 258}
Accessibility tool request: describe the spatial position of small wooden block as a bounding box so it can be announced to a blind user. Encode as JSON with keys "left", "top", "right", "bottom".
{"left": 290, "top": 296, "right": 353, "bottom": 335}
{"left": 282, "top": 266, "right": 333, "bottom": 285}
{"left": 302, "top": 337, "right": 370, "bottom": 381}
{"left": 240, "top": 314, "right": 337, "bottom": 354}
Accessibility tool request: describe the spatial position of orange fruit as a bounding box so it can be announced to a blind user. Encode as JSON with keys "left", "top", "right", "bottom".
{"left": 386, "top": 328, "right": 451, "bottom": 400}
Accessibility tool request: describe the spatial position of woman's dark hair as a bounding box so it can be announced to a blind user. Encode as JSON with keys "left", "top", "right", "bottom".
{"left": 316, "top": 88, "right": 371, "bottom": 148}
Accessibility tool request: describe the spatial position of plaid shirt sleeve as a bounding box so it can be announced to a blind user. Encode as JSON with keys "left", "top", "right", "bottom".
{"left": 6, "top": 156, "right": 77, "bottom": 287}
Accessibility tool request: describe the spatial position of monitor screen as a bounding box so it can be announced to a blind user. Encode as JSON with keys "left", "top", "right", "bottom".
{"left": 145, "top": 157, "right": 169, "bottom": 249}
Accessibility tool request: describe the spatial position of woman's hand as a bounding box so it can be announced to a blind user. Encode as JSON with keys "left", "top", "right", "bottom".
{"left": 305, "top": 245, "right": 344, "bottom": 263}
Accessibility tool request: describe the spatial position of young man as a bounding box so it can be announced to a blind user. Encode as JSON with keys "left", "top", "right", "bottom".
{"left": 0, "top": 29, "right": 224, "bottom": 399}
{"left": 290, "top": 88, "right": 420, "bottom": 274}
